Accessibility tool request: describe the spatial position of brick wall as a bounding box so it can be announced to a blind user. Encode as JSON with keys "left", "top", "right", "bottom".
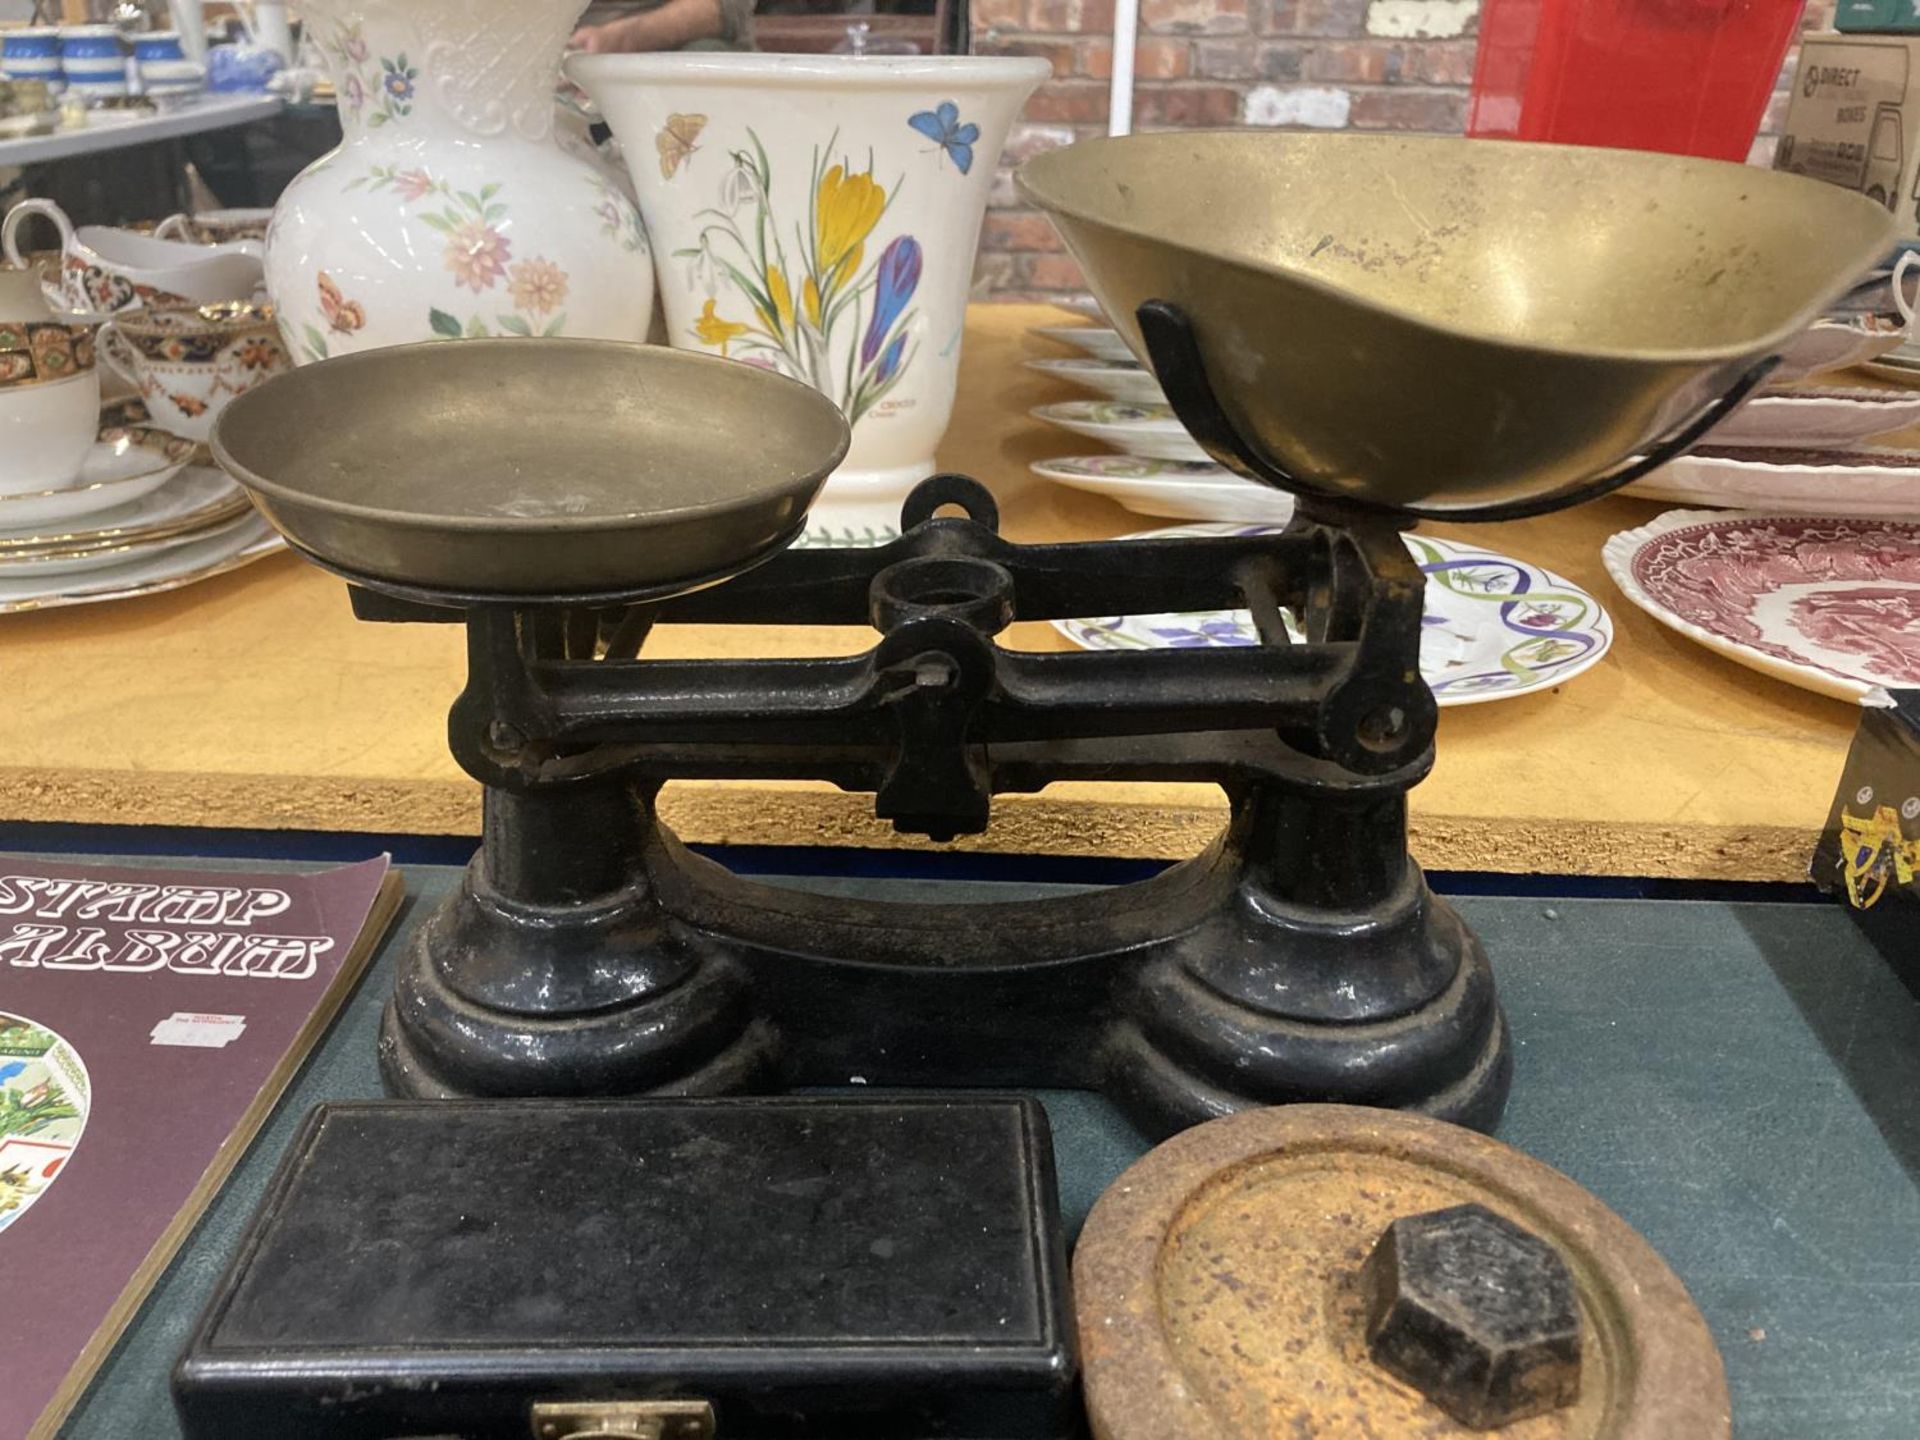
{"left": 974, "top": 0, "right": 1837, "bottom": 297}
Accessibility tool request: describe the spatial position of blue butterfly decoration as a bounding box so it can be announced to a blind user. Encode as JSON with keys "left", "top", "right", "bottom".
{"left": 908, "top": 100, "right": 980, "bottom": 175}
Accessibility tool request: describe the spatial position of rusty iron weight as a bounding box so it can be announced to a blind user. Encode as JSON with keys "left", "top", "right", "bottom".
{"left": 1073, "top": 1105, "right": 1730, "bottom": 1439}
{"left": 1360, "top": 1204, "right": 1583, "bottom": 1429}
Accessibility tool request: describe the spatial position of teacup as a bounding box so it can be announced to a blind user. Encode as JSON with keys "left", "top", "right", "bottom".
{"left": 96, "top": 301, "right": 289, "bottom": 442}
{"left": 0, "top": 261, "right": 100, "bottom": 495}
{"left": 155, "top": 208, "right": 273, "bottom": 246}
{"left": 2, "top": 198, "right": 264, "bottom": 316}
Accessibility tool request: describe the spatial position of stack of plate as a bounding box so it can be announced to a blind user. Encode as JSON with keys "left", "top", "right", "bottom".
{"left": 1024, "top": 307, "right": 1295, "bottom": 525}
{"left": 1628, "top": 259, "right": 1920, "bottom": 518}
{"left": 0, "top": 410, "right": 280, "bottom": 614}
{"left": 1625, "top": 385, "right": 1920, "bottom": 517}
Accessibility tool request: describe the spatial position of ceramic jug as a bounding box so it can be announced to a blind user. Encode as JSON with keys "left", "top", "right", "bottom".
{"left": 268, "top": 0, "right": 653, "bottom": 365}
{"left": 570, "top": 53, "right": 1048, "bottom": 543}
{"left": 0, "top": 263, "right": 100, "bottom": 495}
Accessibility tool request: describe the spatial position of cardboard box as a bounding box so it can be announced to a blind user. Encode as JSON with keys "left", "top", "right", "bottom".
{"left": 1775, "top": 35, "right": 1920, "bottom": 229}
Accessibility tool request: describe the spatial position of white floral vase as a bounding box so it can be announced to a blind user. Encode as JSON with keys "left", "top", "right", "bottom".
{"left": 570, "top": 54, "right": 1047, "bottom": 544}
{"left": 268, "top": 0, "right": 652, "bottom": 367}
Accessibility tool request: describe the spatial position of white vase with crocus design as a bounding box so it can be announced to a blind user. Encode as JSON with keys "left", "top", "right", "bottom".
{"left": 266, "top": 0, "right": 652, "bottom": 367}
{"left": 570, "top": 54, "right": 1048, "bottom": 543}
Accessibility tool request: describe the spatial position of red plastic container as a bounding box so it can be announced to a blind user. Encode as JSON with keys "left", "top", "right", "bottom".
{"left": 1468, "top": 0, "right": 1808, "bottom": 162}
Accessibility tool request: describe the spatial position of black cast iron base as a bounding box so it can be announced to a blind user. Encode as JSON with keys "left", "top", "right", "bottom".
{"left": 379, "top": 772, "right": 1511, "bottom": 1139}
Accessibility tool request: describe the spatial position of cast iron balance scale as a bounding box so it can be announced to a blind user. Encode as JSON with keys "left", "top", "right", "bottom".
{"left": 214, "top": 134, "right": 1891, "bottom": 1137}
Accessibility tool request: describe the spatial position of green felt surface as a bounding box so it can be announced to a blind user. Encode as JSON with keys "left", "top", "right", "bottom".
{"left": 52, "top": 867, "right": 1920, "bottom": 1440}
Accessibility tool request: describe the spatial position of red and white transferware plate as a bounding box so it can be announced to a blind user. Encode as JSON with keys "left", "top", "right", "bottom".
{"left": 1603, "top": 509, "right": 1920, "bottom": 702}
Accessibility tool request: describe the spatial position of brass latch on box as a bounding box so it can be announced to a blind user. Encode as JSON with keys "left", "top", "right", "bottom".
{"left": 530, "top": 1400, "right": 716, "bottom": 1440}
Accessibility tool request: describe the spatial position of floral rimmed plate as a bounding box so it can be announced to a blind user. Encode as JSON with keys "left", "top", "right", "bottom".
{"left": 1603, "top": 509, "right": 1920, "bottom": 702}
{"left": 1030, "top": 455, "right": 1294, "bottom": 524}
{"left": 1025, "top": 357, "right": 1166, "bottom": 405}
{"left": 0, "top": 421, "right": 195, "bottom": 530}
{"left": 1031, "top": 325, "right": 1136, "bottom": 363}
{"left": 1624, "top": 446, "right": 1920, "bottom": 518}
{"left": 1053, "top": 523, "right": 1613, "bottom": 707}
{"left": 1031, "top": 400, "right": 1207, "bottom": 463}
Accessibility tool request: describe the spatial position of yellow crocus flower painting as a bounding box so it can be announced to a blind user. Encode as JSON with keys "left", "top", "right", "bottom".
{"left": 673, "top": 127, "right": 925, "bottom": 425}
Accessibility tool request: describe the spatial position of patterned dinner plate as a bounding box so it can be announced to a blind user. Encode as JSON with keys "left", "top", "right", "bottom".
{"left": 1030, "top": 400, "right": 1208, "bottom": 463}
{"left": 1025, "top": 358, "right": 1166, "bottom": 406}
{"left": 1603, "top": 509, "right": 1920, "bottom": 702}
{"left": 1029, "top": 454, "right": 1295, "bottom": 524}
{"left": 1031, "top": 325, "right": 1137, "bottom": 362}
{"left": 1053, "top": 523, "right": 1614, "bottom": 707}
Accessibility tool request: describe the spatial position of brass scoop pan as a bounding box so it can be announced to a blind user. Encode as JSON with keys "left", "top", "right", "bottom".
{"left": 211, "top": 340, "right": 850, "bottom": 600}
{"left": 1018, "top": 133, "right": 1895, "bottom": 516}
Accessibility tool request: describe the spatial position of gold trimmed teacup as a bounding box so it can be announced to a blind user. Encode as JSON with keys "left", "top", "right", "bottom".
{"left": 0, "top": 263, "right": 100, "bottom": 495}
{"left": 96, "top": 301, "right": 289, "bottom": 443}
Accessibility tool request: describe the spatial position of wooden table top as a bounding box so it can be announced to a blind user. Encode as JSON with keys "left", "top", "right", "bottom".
{"left": 0, "top": 303, "right": 1871, "bottom": 880}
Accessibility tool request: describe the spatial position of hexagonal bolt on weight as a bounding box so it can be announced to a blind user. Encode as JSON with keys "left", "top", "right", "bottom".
{"left": 1359, "top": 1202, "right": 1583, "bottom": 1429}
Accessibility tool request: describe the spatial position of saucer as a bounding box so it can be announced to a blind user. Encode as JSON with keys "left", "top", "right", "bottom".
{"left": 0, "top": 422, "right": 194, "bottom": 529}
{"left": 1031, "top": 325, "right": 1136, "bottom": 362}
{"left": 1025, "top": 358, "right": 1166, "bottom": 405}
{"left": 1030, "top": 454, "right": 1294, "bottom": 523}
{"left": 1031, "top": 400, "right": 1207, "bottom": 463}
{"left": 0, "top": 464, "right": 247, "bottom": 553}
{"left": 1055, "top": 523, "right": 1613, "bottom": 707}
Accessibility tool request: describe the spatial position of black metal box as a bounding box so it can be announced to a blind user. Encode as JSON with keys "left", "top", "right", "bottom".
{"left": 174, "top": 1095, "right": 1077, "bottom": 1440}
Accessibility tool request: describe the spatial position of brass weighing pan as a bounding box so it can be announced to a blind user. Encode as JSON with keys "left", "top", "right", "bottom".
{"left": 211, "top": 340, "right": 851, "bottom": 599}
{"left": 1018, "top": 133, "right": 1894, "bottom": 518}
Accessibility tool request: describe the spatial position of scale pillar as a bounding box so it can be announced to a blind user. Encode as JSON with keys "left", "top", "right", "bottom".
{"left": 379, "top": 780, "right": 779, "bottom": 1099}
{"left": 1106, "top": 766, "right": 1512, "bottom": 1136}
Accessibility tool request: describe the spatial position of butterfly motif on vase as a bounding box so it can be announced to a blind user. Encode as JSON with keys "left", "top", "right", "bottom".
{"left": 656, "top": 113, "right": 707, "bottom": 180}
{"left": 317, "top": 271, "right": 365, "bottom": 335}
{"left": 908, "top": 100, "right": 979, "bottom": 175}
